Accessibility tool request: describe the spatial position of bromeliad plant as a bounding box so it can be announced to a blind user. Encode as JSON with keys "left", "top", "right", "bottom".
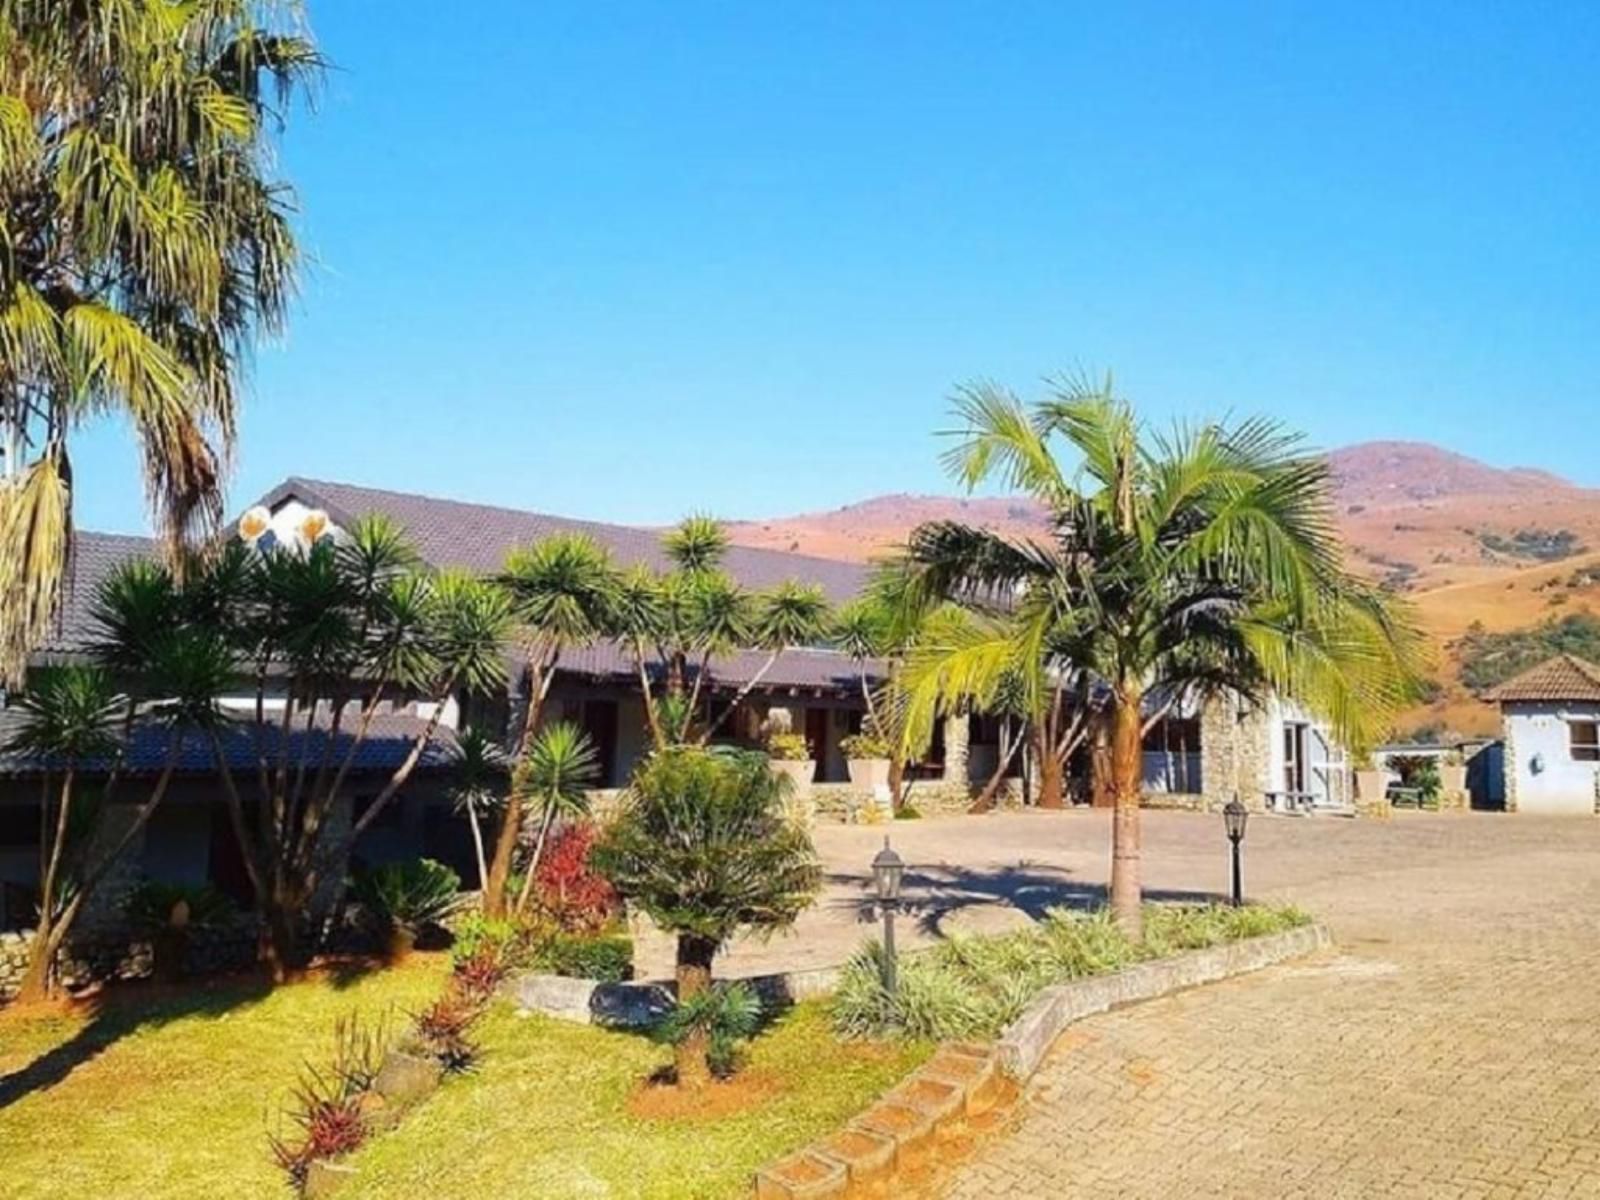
{"left": 895, "top": 375, "right": 1425, "bottom": 937}
{"left": 356, "top": 859, "right": 461, "bottom": 957}
{"left": 592, "top": 747, "right": 821, "bottom": 1089}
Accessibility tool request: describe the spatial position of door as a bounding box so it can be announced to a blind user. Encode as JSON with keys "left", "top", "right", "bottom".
{"left": 1283, "top": 723, "right": 1307, "bottom": 797}
{"left": 805, "top": 708, "right": 831, "bottom": 780}
{"left": 581, "top": 699, "right": 619, "bottom": 788}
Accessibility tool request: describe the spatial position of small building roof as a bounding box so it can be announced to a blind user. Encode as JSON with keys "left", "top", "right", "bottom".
{"left": 1482, "top": 654, "right": 1600, "bottom": 704}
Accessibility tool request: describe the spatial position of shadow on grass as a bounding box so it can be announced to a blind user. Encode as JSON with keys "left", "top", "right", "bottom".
{"left": 0, "top": 954, "right": 386, "bottom": 1111}
{"left": 822, "top": 861, "right": 1220, "bottom": 937}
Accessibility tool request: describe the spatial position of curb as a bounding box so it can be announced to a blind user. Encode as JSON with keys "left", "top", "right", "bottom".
{"left": 996, "top": 921, "right": 1334, "bottom": 1080}
{"left": 750, "top": 921, "right": 1333, "bottom": 1198}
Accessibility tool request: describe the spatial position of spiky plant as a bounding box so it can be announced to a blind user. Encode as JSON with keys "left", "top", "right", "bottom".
{"left": 0, "top": 0, "right": 317, "bottom": 682}
{"left": 510, "top": 722, "right": 599, "bottom": 916}
{"left": 484, "top": 533, "right": 618, "bottom": 916}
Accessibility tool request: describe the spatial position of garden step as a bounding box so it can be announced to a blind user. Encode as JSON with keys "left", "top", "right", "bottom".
{"left": 811, "top": 1126, "right": 897, "bottom": 1197}
{"left": 753, "top": 1149, "right": 848, "bottom": 1200}
{"left": 883, "top": 1076, "right": 966, "bottom": 1139}
{"left": 850, "top": 1100, "right": 936, "bottom": 1173}
{"left": 919, "top": 1046, "right": 1005, "bottom": 1115}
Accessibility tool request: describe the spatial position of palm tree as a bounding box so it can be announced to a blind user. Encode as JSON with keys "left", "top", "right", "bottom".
{"left": 591, "top": 747, "right": 820, "bottom": 1089}
{"left": 511, "top": 723, "right": 599, "bottom": 916}
{"left": 898, "top": 377, "right": 1422, "bottom": 937}
{"left": 448, "top": 727, "right": 509, "bottom": 894}
{"left": 484, "top": 533, "right": 619, "bottom": 916}
{"left": 700, "top": 580, "right": 831, "bottom": 742}
{"left": 0, "top": 1, "right": 316, "bottom": 683}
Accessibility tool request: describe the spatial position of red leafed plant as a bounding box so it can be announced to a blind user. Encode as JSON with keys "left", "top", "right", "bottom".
{"left": 268, "top": 1069, "right": 370, "bottom": 1188}
{"left": 410, "top": 986, "right": 484, "bottom": 1073}
{"left": 533, "top": 822, "right": 620, "bottom": 934}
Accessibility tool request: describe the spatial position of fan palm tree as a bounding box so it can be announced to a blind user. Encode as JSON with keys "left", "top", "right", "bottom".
{"left": 898, "top": 376, "right": 1423, "bottom": 937}
{"left": 511, "top": 722, "right": 599, "bottom": 917}
{"left": 700, "top": 580, "right": 831, "bottom": 742}
{"left": 0, "top": 1, "right": 316, "bottom": 683}
{"left": 483, "top": 533, "right": 619, "bottom": 916}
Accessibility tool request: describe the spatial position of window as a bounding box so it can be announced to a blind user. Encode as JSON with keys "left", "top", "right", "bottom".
{"left": 1571, "top": 720, "right": 1600, "bottom": 763}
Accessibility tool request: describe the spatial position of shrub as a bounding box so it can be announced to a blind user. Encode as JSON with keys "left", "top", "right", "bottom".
{"left": 894, "top": 803, "right": 922, "bottom": 820}
{"left": 655, "top": 982, "right": 762, "bottom": 1078}
{"left": 832, "top": 903, "right": 1309, "bottom": 1041}
{"left": 840, "top": 730, "right": 891, "bottom": 759}
{"left": 532, "top": 822, "right": 620, "bottom": 935}
{"left": 764, "top": 731, "right": 812, "bottom": 762}
{"left": 124, "top": 881, "right": 234, "bottom": 934}
{"left": 534, "top": 932, "right": 633, "bottom": 982}
{"left": 356, "top": 858, "right": 461, "bottom": 933}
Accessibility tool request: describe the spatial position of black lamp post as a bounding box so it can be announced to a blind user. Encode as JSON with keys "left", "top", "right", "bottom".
{"left": 871, "top": 837, "right": 905, "bottom": 992}
{"left": 1223, "top": 796, "right": 1248, "bottom": 907}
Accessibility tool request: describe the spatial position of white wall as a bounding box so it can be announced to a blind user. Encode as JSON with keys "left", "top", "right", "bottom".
{"left": 1506, "top": 702, "right": 1600, "bottom": 815}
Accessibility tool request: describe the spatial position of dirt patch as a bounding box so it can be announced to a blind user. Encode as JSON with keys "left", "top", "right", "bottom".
{"left": 625, "top": 1069, "right": 784, "bottom": 1121}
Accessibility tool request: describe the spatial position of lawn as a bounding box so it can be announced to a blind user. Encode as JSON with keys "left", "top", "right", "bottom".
{"left": 0, "top": 956, "right": 928, "bottom": 1200}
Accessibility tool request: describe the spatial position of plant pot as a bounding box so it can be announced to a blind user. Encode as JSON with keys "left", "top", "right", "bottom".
{"left": 769, "top": 758, "right": 816, "bottom": 796}
{"left": 373, "top": 1048, "right": 444, "bottom": 1106}
{"left": 385, "top": 925, "right": 417, "bottom": 962}
{"left": 847, "top": 757, "right": 892, "bottom": 790}
{"left": 1439, "top": 764, "right": 1468, "bottom": 802}
{"left": 303, "top": 1158, "right": 358, "bottom": 1199}
{"left": 1354, "top": 769, "right": 1390, "bottom": 816}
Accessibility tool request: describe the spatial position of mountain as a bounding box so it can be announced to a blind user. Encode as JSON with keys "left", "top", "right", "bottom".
{"left": 727, "top": 440, "right": 1600, "bottom": 737}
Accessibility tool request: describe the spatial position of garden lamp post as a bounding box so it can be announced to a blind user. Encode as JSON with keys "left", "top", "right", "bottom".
{"left": 871, "top": 837, "right": 905, "bottom": 992}
{"left": 1223, "top": 796, "right": 1248, "bottom": 907}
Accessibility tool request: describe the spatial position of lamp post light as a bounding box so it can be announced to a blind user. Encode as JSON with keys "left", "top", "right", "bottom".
{"left": 871, "top": 837, "right": 905, "bottom": 992}
{"left": 1223, "top": 796, "right": 1248, "bottom": 907}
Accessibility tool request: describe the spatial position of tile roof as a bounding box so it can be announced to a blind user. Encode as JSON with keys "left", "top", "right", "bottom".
{"left": 1482, "top": 654, "right": 1600, "bottom": 704}
{"left": 32, "top": 478, "right": 879, "bottom": 698}
{"left": 259, "top": 477, "right": 871, "bottom": 605}
{"left": 0, "top": 709, "right": 457, "bottom": 778}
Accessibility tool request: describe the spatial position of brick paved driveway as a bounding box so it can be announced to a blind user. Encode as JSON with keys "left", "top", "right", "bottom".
{"left": 924, "top": 810, "right": 1600, "bottom": 1199}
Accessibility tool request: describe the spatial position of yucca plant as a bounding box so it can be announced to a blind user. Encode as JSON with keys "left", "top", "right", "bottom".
{"left": 483, "top": 534, "right": 620, "bottom": 916}
{"left": 655, "top": 982, "right": 762, "bottom": 1078}
{"left": 510, "top": 723, "right": 599, "bottom": 917}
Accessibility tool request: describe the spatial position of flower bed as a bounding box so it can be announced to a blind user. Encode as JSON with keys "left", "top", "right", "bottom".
{"left": 832, "top": 903, "right": 1311, "bottom": 1041}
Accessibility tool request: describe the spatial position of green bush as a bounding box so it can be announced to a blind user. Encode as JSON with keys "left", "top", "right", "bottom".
{"left": 450, "top": 912, "right": 533, "bottom": 971}
{"left": 654, "top": 981, "right": 761, "bottom": 1077}
{"left": 533, "top": 932, "right": 633, "bottom": 983}
{"left": 764, "top": 732, "right": 812, "bottom": 762}
{"left": 356, "top": 858, "right": 460, "bottom": 932}
{"left": 832, "top": 903, "right": 1309, "bottom": 1041}
{"left": 124, "top": 881, "right": 235, "bottom": 934}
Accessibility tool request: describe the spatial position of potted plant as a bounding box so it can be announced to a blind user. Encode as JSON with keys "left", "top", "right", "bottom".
{"left": 356, "top": 859, "right": 461, "bottom": 960}
{"left": 765, "top": 731, "right": 816, "bottom": 797}
{"left": 840, "top": 728, "right": 893, "bottom": 792}
{"left": 1352, "top": 750, "right": 1390, "bottom": 817}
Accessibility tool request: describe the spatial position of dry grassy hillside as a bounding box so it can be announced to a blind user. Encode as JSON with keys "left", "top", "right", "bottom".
{"left": 727, "top": 440, "right": 1600, "bottom": 738}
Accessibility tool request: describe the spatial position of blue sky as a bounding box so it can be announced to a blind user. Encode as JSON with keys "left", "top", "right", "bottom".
{"left": 74, "top": 1, "right": 1600, "bottom": 533}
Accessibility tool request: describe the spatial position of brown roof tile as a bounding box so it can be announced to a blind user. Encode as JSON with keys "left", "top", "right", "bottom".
{"left": 1482, "top": 654, "right": 1600, "bottom": 703}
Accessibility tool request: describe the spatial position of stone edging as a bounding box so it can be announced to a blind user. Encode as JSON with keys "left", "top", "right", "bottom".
{"left": 751, "top": 921, "right": 1334, "bottom": 1198}
{"left": 995, "top": 920, "right": 1334, "bottom": 1081}
{"left": 504, "top": 963, "right": 841, "bottom": 1027}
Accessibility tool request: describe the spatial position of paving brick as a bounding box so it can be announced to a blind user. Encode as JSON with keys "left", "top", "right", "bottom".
{"left": 928, "top": 812, "right": 1600, "bottom": 1199}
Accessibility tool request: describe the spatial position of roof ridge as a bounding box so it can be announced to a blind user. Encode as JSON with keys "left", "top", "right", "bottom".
{"left": 274, "top": 476, "right": 871, "bottom": 571}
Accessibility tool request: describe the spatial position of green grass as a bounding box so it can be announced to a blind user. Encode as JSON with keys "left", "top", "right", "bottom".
{"left": 0, "top": 955, "right": 927, "bottom": 1199}
{"left": 832, "top": 902, "right": 1312, "bottom": 1041}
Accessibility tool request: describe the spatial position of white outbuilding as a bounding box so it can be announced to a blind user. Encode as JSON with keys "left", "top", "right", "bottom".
{"left": 1485, "top": 654, "right": 1600, "bottom": 815}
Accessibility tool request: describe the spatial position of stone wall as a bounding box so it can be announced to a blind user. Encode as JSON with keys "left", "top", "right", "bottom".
{"left": 0, "top": 918, "right": 257, "bottom": 1000}
{"left": 1198, "top": 693, "right": 1272, "bottom": 812}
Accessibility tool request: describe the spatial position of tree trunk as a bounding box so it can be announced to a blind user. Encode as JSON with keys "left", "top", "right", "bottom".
{"left": 512, "top": 804, "right": 557, "bottom": 916}
{"left": 971, "top": 723, "right": 1023, "bottom": 813}
{"left": 14, "top": 918, "right": 59, "bottom": 1004}
{"left": 674, "top": 933, "right": 717, "bottom": 1090}
{"left": 1035, "top": 725, "right": 1065, "bottom": 809}
{"left": 259, "top": 887, "right": 306, "bottom": 983}
{"left": 1090, "top": 713, "right": 1115, "bottom": 808}
{"left": 1108, "top": 686, "right": 1144, "bottom": 940}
